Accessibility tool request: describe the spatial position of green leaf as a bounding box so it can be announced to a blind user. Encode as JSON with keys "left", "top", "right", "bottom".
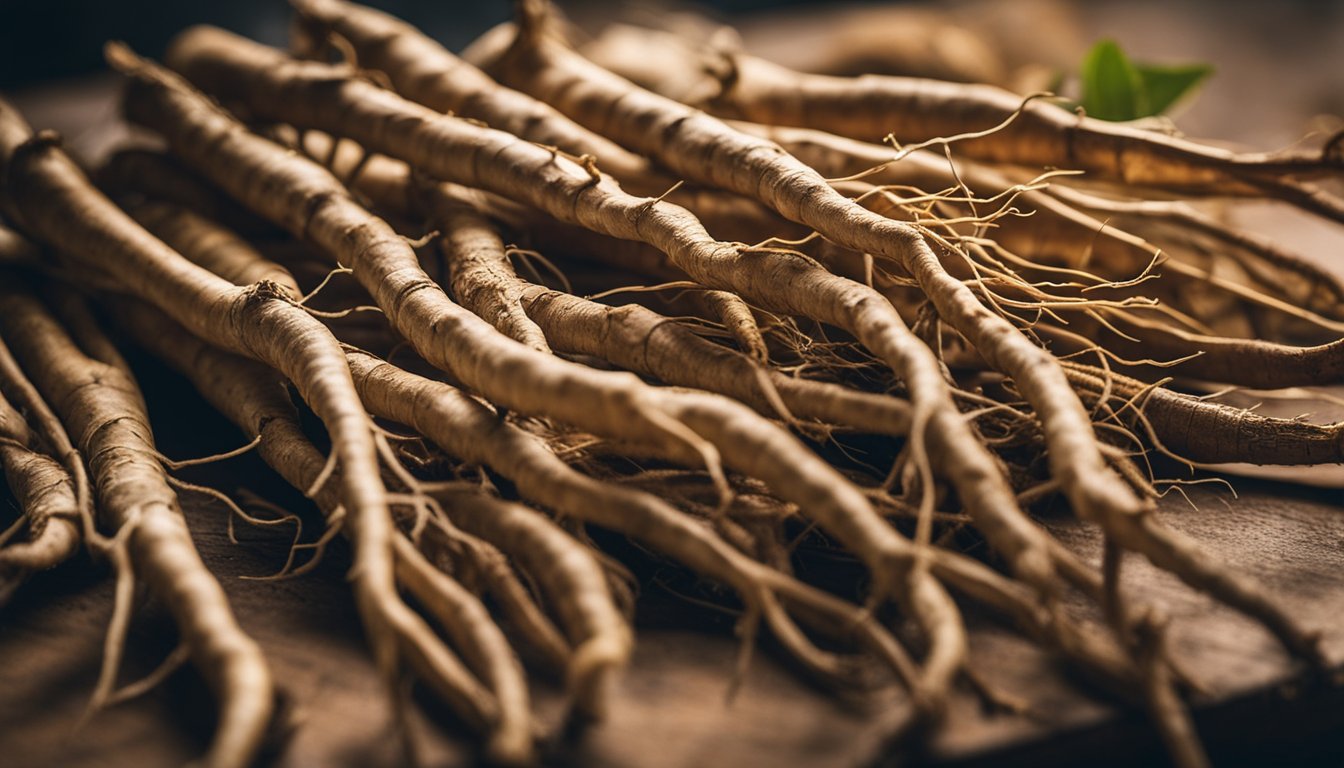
{"left": 1076, "top": 39, "right": 1214, "bottom": 122}
{"left": 1135, "top": 63, "right": 1214, "bottom": 115}
{"left": 1080, "top": 39, "right": 1146, "bottom": 121}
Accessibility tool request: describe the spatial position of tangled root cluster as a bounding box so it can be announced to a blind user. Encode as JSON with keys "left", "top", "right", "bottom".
{"left": 2, "top": 2, "right": 1342, "bottom": 766}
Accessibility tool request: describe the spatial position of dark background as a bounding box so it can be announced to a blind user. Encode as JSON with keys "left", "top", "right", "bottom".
{"left": 1, "top": 0, "right": 862, "bottom": 89}
{"left": 0, "top": 0, "right": 512, "bottom": 88}
{"left": 3, "top": 0, "right": 1342, "bottom": 96}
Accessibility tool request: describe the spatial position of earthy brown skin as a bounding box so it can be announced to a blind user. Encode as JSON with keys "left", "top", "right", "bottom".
{"left": 339, "top": 339, "right": 1150, "bottom": 739}
{"left": 304, "top": 12, "right": 1085, "bottom": 591}
{"left": 390, "top": 534, "right": 533, "bottom": 759}
{"left": 466, "top": 8, "right": 1227, "bottom": 534}
{"left": 1045, "top": 187, "right": 1344, "bottom": 341}
{"left": 126, "top": 38, "right": 975, "bottom": 721}
{"left": 864, "top": 258, "right": 1344, "bottom": 390}
{"left": 671, "top": 143, "right": 1344, "bottom": 387}
{"left": 132, "top": 27, "right": 1255, "bottom": 758}
{"left": 740, "top": 122, "right": 1344, "bottom": 342}
{"left": 112, "top": 189, "right": 919, "bottom": 717}
{"left": 342, "top": 348, "right": 1148, "bottom": 714}
{"left": 0, "top": 221, "right": 41, "bottom": 268}
{"left": 287, "top": 0, "right": 655, "bottom": 186}
{"left": 110, "top": 297, "right": 540, "bottom": 763}
{"left": 400, "top": 153, "right": 1188, "bottom": 753}
{"left": 577, "top": 19, "right": 1010, "bottom": 92}
{"left": 1064, "top": 363, "right": 1344, "bottom": 466}
{"left": 176, "top": 43, "right": 1209, "bottom": 753}
{"left": 274, "top": 97, "right": 779, "bottom": 286}
{"left": 463, "top": 22, "right": 1341, "bottom": 332}
{"left": 127, "top": 199, "right": 302, "bottom": 296}
{"left": 518, "top": 285, "right": 915, "bottom": 433}
{"left": 525, "top": 23, "right": 1341, "bottom": 203}
{"left": 0, "top": 91, "right": 442, "bottom": 768}
{"left": 47, "top": 141, "right": 1177, "bottom": 767}
{"left": 435, "top": 182, "right": 769, "bottom": 365}
{"left": 0, "top": 92, "right": 401, "bottom": 685}
{"left": 484, "top": 15, "right": 1325, "bottom": 670}
{"left": 702, "top": 196, "right": 1344, "bottom": 386}
{"left": 1044, "top": 312, "right": 1344, "bottom": 389}
{"left": 161, "top": 31, "right": 1057, "bottom": 672}
{"left": 435, "top": 190, "right": 552, "bottom": 354}
{"left": 428, "top": 486, "right": 631, "bottom": 720}
{"left": 0, "top": 250, "right": 96, "bottom": 564}
{"left": 700, "top": 289, "right": 769, "bottom": 362}
{"left": 0, "top": 286, "right": 274, "bottom": 768}
{"left": 475, "top": 16, "right": 1344, "bottom": 390}
{"left": 96, "top": 147, "right": 275, "bottom": 236}
{"left": 719, "top": 56, "right": 1335, "bottom": 192}
{"left": 1137, "top": 621, "right": 1209, "bottom": 768}
{"left": 143, "top": 31, "right": 936, "bottom": 594}
{"left": 664, "top": 185, "right": 811, "bottom": 245}
{"left": 417, "top": 181, "right": 915, "bottom": 436}
{"left": 0, "top": 4, "right": 1322, "bottom": 763}
{"left": 112, "top": 204, "right": 620, "bottom": 724}
{"left": 0, "top": 382, "right": 80, "bottom": 592}
{"left": 344, "top": 348, "right": 927, "bottom": 684}
{"left": 575, "top": 111, "right": 1343, "bottom": 356}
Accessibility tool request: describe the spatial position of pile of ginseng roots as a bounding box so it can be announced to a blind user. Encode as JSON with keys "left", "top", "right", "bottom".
{"left": 2, "top": 2, "right": 1343, "bottom": 766}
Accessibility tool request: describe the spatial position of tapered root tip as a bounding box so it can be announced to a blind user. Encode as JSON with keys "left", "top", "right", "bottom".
{"left": 205, "top": 655, "right": 278, "bottom": 768}
{"left": 567, "top": 633, "right": 633, "bottom": 721}
{"left": 104, "top": 41, "right": 190, "bottom": 98}
{"left": 287, "top": 0, "right": 329, "bottom": 58}
{"left": 103, "top": 41, "right": 145, "bottom": 74}
{"left": 1014, "top": 547, "right": 1058, "bottom": 599}
{"left": 513, "top": 0, "right": 556, "bottom": 43}
{"left": 288, "top": 0, "right": 340, "bottom": 25}
{"left": 877, "top": 687, "right": 943, "bottom": 757}
{"left": 1322, "top": 129, "right": 1344, "bottom": 165}
{"left": 483, "top": 725, "right": 537, "bottom": 768}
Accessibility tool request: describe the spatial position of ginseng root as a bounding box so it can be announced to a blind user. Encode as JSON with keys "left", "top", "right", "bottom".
{"left": 0, "top": 283, "right": 274, "bottom": 768}
{"left": 119, "top": 41, "right": 971, "bottom": 721}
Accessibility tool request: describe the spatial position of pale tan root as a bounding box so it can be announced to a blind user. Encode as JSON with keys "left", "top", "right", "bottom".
{"left": 1064, "top": 362, "right": 1344, "bottom": 466}
{"left": 1, "top": 93, "right": 400, "bottom": 740}
{"left": 471, "top": 18, "right": 1325, "bottom": 673}
{"left": 129, "top": 41, "right": 968, "bottom": 719}
{"left": 0, "top": 382, "right": 80, "bottom": 585}
{"left": 127, "top": 200, "right": 302, "bottom": 296}
{"left": 524, "top": 21, "right": 1342, "bottom": 208}
{"left": 0, "top": 285, "right": 273, "bottom": 768}
{"left": 96, "top": 147, "right": 274, "bottom": 236}
{"left": 159, "top": 33, "right": 1053, "bottom": 641}
{"left": 287, "top": 0, "right": 656, "bottom": 185}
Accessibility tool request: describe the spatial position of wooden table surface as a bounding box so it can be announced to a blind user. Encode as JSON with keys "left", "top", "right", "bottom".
{"left": 4, "top": 350, "right": 1344, "bottom": 768}
{"left": 4, "top": 3, "right": 1344, "bottom": 765}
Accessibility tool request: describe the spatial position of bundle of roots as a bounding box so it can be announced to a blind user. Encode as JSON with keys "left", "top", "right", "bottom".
{"left": 2, "top": 2, "right": 1342, "bottom": 766}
